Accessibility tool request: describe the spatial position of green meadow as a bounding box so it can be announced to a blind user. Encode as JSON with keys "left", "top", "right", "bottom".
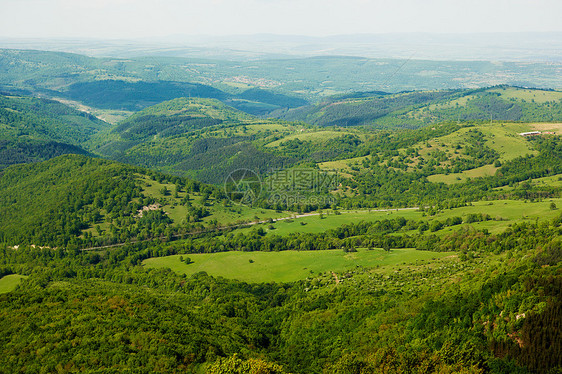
{"left": 489, "top": 87, "right": 562, "bottom": 103}
{"left": 265, "top": 129, "right": 357, "bottom": 147}
{"left": 529, "top": 173, "right": 562, "bottom": 188}
{"left": 242, "top": 198, "right": 562, "bottom": 236}
{"left": 143, "top": 198, "right": 561, "bottom": 283}
{"left": 0, "top": 274, "right": 28, "bottom": 294}
{"left": 143, "top": 248, "right": 453, "bottom": 283}
{"left": 264, "top": 209, "right": 420, "bottom": 235}
{"left": 427, "top": 198, "right": 562, "bottom": 234}
{"left": 480, "top": 123, "right": 537, "bottom": 161}
{"left": 320, "top": 121, "right": 538, "bottom": 185}
{"left": 427, "top": 164, "right": 498, "bottom": 184}
{"left": 427, "top": 123, "right": 536, "bottom": 184}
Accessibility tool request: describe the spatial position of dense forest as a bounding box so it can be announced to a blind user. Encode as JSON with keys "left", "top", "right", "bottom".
{"left": 0, "top": 212, "right": 560, "bottom": 372}
{"left": 0, "top": 94, "right": 106, "bottom": 167}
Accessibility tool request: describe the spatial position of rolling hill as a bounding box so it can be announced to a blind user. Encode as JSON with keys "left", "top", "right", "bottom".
{"left": 90, "top": 97, "right": 364, "bottom": 183}
{"left": 317, "top": 120, "right": 562, "bottom": 208}
{"left": 0, "top": 49, "right": 309, "bottom": 116}
{"left": 275, "top": 86, "right": 562, "bottom": 128}
{"left": 0, "top": 97, "right": 561, "bottom": 374}
{"left": 3, "top": 48, "right": 562, "bottom": 116}
{"left": 83, "top": 91, "right": 562, "bottom": 208}
{"left": 0, "top": 154, "right": 284, "bottom": 248}
{"left": 0, "top": 93, "right": 108, "bottom": 167}
{"left": 1, "top": 47, "right": 562, "bottom": 374}
{"left": 3, "top": 88, "right": 561, "bottom": 209}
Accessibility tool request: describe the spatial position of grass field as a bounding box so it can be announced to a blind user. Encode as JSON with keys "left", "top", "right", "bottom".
{"left": 265, "top": 130, "right": 357, "bottom": 147}
{"left": 423, "top": 122, "right": 535, "bottom": 184}
{"left": 0, "top": 274, "right": 27, "bottom": 294}
{"left": 142, "top": 198, "right": 562, "bottom": 283}
{"left": 429, "top": 198, "right": 562, "bottom": 234}
{"left": 143, "top": 248, "right": 453, "bottom": 283}
{"left": 490, "top": 87, "right": 562, "bottom": 104}
{"left": 422, "top": 123, "right": 534, "bottom": 161}
{"left": 427, "top": 164, "right": 499, "bottom": 184}
{"left": 264, "top": 209, "right": 420, "bottom": 235}
{"left": 480, "top": 123, "right": 537, "bottom": 161}
{"left": 528, "top": 173, "right": 562, "bottom": 188}
{"left": 224, "top": 209, "right": 420, "bottom": 237}
{"left": 424, "top": 95, "right": 472, "bottom": 111}
{"left": 244, "top": 198, "right": 562, "bottom": 236}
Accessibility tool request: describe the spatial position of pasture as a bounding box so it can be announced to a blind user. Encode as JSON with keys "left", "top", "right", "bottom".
{"left": 428, "top": 198, "right": 562, "bottom": 234}
{"left": 490, "top": 87, "right": 562, "bottom": 104}
{"left": 0, "top": 274, "right": 28, "bottom": 294}
{"left": 427, "top": 164, "right": 498, "bottom": 184}
{"left": 251, "top": 198, "right": 562, "bottom": 236}
{"left": 143, "top": 248, "right": 453, "bottom": 283}
{"left": 266, "top": 209, "right": 420, "bottom": 235}
{"left": 265, "top": 129, "right": 357, "bottom": 148}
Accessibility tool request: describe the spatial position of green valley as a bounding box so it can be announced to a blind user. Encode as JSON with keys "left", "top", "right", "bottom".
{"left": 1, "top": 41, "right": 562, "bottom": 374}
{"left": 0, "top": 93, "right": 107, "bottom": 167}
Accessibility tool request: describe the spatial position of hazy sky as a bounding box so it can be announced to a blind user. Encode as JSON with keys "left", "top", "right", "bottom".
{"left": 2, "top": 0, "right": 562, "bottom": 39}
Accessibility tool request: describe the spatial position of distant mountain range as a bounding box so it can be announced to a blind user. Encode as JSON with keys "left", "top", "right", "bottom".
{"left": 1, "top": 48, "right": 561, "bottom": 108}
{"left": 1, "top": 32, "right": 561, "bottom": 61}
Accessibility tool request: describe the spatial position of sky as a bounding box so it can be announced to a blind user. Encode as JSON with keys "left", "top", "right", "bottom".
{"left": 1, "top": 0, "right": 562, "bottom": 39}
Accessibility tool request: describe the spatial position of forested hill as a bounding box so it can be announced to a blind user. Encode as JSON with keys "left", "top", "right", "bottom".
{"left": 275, "top": 86, "right": 562, "bottom": 128}
{"left": 1, "top": 155, "right": 561, "bottom": 373}
{"left": 88, "top": 97, "right": 300, "bottom": 183}
{"left": 0, "top": 93, "right": 109, "bottom": 143}
{"left": 89, "top": 97, "right": 258, "bottom": 158}
{"left": 0, "top": 155, "right": 148, "bottom": 247}
{"left": 84, "top": 93, "right": 562, "bottom": 196}
{"left": 0, "top": 93, "right": 107, "bottom": 168}
{"left": 114, "top": 96, "right": 256, "bottom": 134}
{"left": 1, "top": 47, "right": 562, "bottom": 374}
{"left": 87, "top": 96, "right": 376, "bottom": 184}
{"left": 0, "top": 154, "right": 282, "bottom": 249}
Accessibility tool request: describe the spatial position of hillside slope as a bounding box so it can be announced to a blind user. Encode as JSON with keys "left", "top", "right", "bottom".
{"left": 320, "top": 122, "right": 562, "bottom": 209}
{"left": 92, "top": 97, "right": 365, "bottom": 183}
{"left": 90, "top": 93, "right": 562, "bottom": 197}
{"left": 276, "top": 86, "right": 562, "bottom": 128}
{"left": 0, "top": 154, "right": 282, "bottom": 248}
{"left": 0, "top": 93, "right": 108, "bottom": 167}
